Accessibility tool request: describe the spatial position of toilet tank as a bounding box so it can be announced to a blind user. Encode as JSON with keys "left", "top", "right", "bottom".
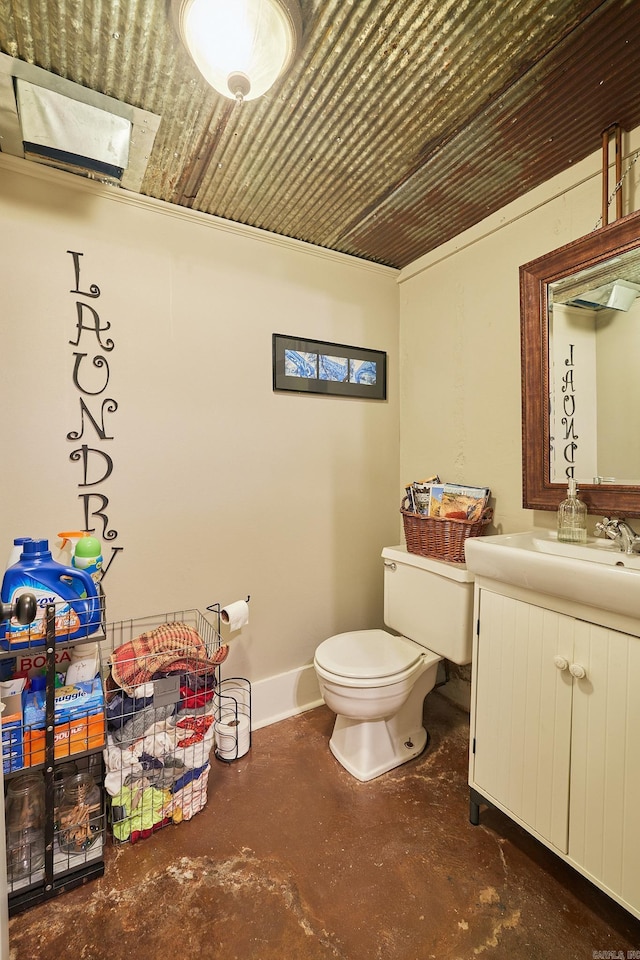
{"left": 382, "top": 545, "right": 475, "bottom": 665}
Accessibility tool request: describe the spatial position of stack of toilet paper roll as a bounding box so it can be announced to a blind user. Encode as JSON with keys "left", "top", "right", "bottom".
{"left": 215, "top": 679, "right": 251, "bottom": 761}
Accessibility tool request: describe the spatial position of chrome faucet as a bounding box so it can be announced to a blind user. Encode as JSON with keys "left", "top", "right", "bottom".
{"left": 594, "top": 517, "right": 640, "bottom": 554}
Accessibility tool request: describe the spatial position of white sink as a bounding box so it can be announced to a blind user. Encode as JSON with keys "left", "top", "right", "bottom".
{"left": 465, "top": 528, "right": 640, "bottom": 620}
{"left": 531, "top": 532, "right": 640, "bottom": 569}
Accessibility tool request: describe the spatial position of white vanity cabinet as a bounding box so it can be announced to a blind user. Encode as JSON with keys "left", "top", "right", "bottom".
{"left": 469, "top": 582, "right": 640, "bottom": 920}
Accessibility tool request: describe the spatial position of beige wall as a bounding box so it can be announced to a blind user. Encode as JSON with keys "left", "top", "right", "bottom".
{"left": 398, "top": 127, "right": 640, "bottom": 536}
{"left": 0, "top": 155, "right": 399, "bottom": 692}
{"left": 3, "top": 123, "right": 639, "bottom": 707}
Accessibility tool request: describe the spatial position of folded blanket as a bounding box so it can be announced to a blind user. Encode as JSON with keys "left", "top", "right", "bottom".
{"left": 109, "top": 622, "right": 228, "bottom": 695}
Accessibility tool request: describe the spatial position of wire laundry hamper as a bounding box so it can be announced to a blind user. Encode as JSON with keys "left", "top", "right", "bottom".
{"left": 101, "top": 607, "right": 248, "bottom": 843}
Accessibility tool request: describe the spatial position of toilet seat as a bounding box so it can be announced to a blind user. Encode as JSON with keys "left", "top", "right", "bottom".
{"left": 314, "top": 629, "right": 424, "bottom": 680}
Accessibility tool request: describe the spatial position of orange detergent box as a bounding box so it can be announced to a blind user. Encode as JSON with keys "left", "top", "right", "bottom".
{"left": 23, "top": 711, "right": 105, "bottom": 766}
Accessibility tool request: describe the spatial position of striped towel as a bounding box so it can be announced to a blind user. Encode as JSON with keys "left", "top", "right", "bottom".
{"left": 109, "top": 622, "right": 228, "bottom": 695}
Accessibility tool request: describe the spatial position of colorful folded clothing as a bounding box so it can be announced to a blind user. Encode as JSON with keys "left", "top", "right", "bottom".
{"left": 179, "top": 683, "right": 215, "bottom": 710}
{"left": 111, "top": 783, "right": 172, "bottom": 842}
{"left": 111, "top": 702, "right": 176, "bottom": 747}
{"left": 106, "top": 690, "right": 155, "bottom": 730}
{"left": 161, "top": 765, "right": 209, "bottom": 823}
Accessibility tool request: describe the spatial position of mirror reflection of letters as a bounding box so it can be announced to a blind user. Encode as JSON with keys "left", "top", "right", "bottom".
{"left": 520, "top": 206, "right": 640, "bottom": 517}
{"left": 549, "top": 250, "right": 640, "bottom": 485}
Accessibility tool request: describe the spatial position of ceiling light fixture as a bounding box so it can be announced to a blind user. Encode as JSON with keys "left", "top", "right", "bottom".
{"left": 172, "top": 0, "right": 302, "bottom": 102}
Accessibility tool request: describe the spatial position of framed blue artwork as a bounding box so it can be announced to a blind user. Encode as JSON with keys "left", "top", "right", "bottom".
{"left": 272, "top": 334, "right": 387, "bottom": 400}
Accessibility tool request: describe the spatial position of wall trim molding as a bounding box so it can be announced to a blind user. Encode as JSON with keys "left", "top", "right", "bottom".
{"left": 0, "top": 153, "right": 398, "bottom": 279}
{"left": 250, "top": 662, "right": 324, "bottom": 730}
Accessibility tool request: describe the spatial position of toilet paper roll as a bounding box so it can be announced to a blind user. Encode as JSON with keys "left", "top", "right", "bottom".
{"left": 215, "top": 712, "right": 251, "bottom": 760}
{"left": 220, "top": 600, "right": 249, "bottom": 632}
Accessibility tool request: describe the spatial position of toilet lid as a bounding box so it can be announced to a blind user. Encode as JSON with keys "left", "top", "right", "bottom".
{"left": 314, "top": 629, "right": 423, "bottom": 680}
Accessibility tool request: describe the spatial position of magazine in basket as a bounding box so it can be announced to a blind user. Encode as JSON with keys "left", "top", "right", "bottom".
{"left": 438, "top": 483, "right": 491, "bottom": 521}
{"left": 405, "top": 478, "right": 491, "bottom": 521}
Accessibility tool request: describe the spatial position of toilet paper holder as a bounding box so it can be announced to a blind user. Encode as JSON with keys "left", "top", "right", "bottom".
{"left": 214, "top": 676, "right": 252, "bottom": 762}
{"left": 207, "top": 601, "right": 252, "bottom": 763}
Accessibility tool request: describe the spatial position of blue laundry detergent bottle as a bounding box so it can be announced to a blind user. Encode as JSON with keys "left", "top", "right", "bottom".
{"left": 6, "top": 537, "right": 32, "bottom": 569}
{"left": 0, "top": 538, "right": 102, "bottom": 650}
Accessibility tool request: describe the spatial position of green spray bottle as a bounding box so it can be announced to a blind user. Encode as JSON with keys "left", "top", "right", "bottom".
{"left": 72, "top": 533, "right": 103, "bottom": 584}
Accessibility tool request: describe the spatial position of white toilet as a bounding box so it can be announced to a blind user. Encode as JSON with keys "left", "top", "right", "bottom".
{"left": 313, "top": 545, "right": 474, "bottom": 782}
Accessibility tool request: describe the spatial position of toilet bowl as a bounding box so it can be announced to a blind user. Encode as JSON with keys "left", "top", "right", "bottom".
{"left": 313, "top": 545, "right": 474, "bottom": 782}
{"left": 314, "top": 629, "right": 441, "bottom": 781}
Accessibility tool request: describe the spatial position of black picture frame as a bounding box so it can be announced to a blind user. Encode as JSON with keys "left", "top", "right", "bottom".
{"left": 272, "top": 334, "right": 387, "bottom": 400}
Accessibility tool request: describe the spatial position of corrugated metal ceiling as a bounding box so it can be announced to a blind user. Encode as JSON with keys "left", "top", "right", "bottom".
{"left": 1, "top": 0, "right": 639, "bottom": 268}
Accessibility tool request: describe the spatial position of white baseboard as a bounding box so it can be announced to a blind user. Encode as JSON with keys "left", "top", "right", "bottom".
{"left": 242, "top": 663, "right": 470, "bottom": 731}
{"left": 248, "top": 663, "right": 324, "bottom": 730}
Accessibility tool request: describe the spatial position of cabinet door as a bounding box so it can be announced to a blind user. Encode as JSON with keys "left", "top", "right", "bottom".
{"left": 472, "top": 591, "right": 573, "bottom": 852}
{"left": 569, "top": 621, "right": 640, "bottom": 912}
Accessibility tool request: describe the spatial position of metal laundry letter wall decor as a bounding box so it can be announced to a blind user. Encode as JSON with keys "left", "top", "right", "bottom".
{"left": 561, "top": 343, "right": 578, "bottom": 479}
{"left": 66, "top": 250, "right": 123, "bottom": 579}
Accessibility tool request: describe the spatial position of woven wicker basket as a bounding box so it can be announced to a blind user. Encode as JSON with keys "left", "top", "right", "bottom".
{"left": 401, "top": 497, "right": 493, "bottom": 563}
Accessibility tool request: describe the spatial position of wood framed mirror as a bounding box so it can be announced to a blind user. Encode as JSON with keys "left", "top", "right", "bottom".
{"left": 521, "top": 206, "right": 640, "bottom": 518}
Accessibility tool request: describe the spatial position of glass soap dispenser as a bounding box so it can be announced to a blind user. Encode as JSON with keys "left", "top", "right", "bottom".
{"left": 557, "top": 478, "right": 587, "bottom": 543}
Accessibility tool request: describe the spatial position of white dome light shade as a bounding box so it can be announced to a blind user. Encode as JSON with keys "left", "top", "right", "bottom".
{"left": 175, "top": 0, "right": 302, "bottom": 101}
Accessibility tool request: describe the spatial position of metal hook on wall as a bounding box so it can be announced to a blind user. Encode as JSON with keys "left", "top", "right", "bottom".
{"left": 601, "top": 123, "right": 624, "bottom": 227}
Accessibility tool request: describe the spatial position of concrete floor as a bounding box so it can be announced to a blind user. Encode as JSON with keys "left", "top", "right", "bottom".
{"left": 8, "top": 693, "right": 640, "bottom": 960}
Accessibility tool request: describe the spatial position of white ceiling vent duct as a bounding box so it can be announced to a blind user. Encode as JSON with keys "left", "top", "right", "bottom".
{"left": 0, "top": 53, "right": 160, "bottom": 192}
{"left": 15, "top": 79, "right": 131, "bottom": 185}
{"left": 566, "top": 279, "right": 640, "bottom": 313}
